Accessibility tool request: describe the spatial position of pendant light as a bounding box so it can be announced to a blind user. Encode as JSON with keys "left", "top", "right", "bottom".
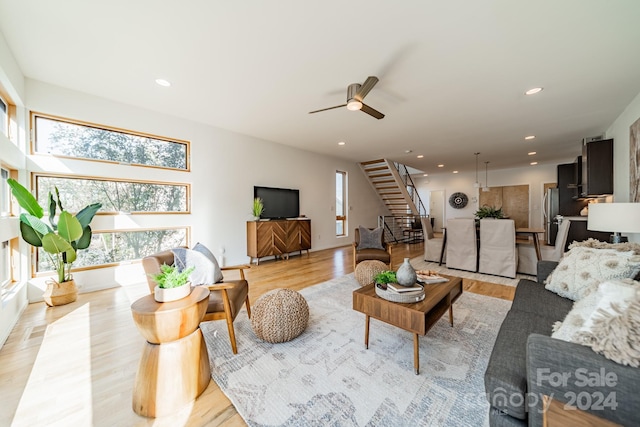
{"left": 482, "top": 161, "right": 490, "bottom": 192}
{"left": 474, "top": 153, "right": 480, "bottom": 188}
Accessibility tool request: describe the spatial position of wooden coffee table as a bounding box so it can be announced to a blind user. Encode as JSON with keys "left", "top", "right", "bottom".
{"left": 352, "top": 276, "right": 463, "bottom": 374}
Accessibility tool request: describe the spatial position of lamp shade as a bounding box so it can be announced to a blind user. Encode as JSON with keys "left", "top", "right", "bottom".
{"left": 587, "top": 203, "right": 640, "bottom": 233}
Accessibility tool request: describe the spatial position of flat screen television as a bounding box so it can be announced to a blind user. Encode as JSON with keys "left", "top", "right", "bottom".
{"left": 254, "top": 186, "right": 300, "bottom": 219}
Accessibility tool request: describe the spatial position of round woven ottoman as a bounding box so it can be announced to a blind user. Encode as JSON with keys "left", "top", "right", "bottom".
{"left": 251, "top": 288, "right": 309, "bottom": 343}
{"left": 355, "top": 260, "right": 388, "bottom": 286}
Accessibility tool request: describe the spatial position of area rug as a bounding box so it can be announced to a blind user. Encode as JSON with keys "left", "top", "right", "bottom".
{"left": 410, "top": 257, "right": 532, "bottom": 287}
{"left": 201, "top": 274, "right": 512, "bottom": 427}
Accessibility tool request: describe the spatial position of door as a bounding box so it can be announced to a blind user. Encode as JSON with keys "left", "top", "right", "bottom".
{"left": 429, "top": 190, "right": 444, "bottom": 232}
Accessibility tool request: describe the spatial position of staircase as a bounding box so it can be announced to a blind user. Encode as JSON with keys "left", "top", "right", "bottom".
{"left": 360, "top": 159, "right": 428, "bottom": 241}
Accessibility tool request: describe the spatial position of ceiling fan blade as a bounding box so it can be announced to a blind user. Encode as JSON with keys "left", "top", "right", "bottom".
{"left": 308, "top": 104, "right": 347, "bottom": 114}
{"left": 360, "top": 103, "right": 385, "bottom": 120}
{"left": 354, "top": 76, "right": 379, "bottom": 101}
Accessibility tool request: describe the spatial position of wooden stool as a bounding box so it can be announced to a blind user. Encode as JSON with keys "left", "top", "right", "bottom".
{"left": 130, "top": 286, "right": 211, "bottom": 417}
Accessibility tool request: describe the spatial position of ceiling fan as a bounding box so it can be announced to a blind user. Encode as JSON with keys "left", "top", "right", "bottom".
{"left": 308, "top": 76, "right": 385, "bottom": 120}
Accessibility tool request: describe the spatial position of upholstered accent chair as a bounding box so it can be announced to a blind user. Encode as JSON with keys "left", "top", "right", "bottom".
{"left": 142, "top": 249, "right": 251, "bottom": 354}
{"left": 352, "top": 226, "right": 393, "bottom": 271}
{"left": 517, "top": 218, "right": 571, "bottom": 276}
{"left": 445, "top": 218, "right": 477, "bottom": 272}
{"left": 478, "top": 218, "right": 517, "bottom": 278}
{"left": 422, "top": 217, "right": 445, "bottom": 263}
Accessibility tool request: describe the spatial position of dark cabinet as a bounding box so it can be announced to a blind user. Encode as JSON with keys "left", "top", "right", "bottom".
{"left": 580, "top": 139, "right": 613, "bottom": 197}
{"left": 557, "top": 163, "right": 586, "bottom": 216}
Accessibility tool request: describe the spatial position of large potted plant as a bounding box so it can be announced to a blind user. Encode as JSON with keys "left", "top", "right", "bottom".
{"left": 7, "top": 178, "right": 102, "bottom": 306}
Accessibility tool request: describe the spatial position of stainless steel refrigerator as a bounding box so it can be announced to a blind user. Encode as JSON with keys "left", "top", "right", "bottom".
{"left": 543, "top": 188, "right": 559, "bottom": 245}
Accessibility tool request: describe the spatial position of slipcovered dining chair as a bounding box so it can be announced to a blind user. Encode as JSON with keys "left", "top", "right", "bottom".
{"left": 445, "top": 218, "right": 477, "bottom": 272}
{"left": 142, "top": 246, "right": 251, "bottom": 354}
{"left": 353, "top": 226, "right": 393, "bottom": 271}
{"left": 422, "top": 217, "right": 445, "bottom": 263}
{"left": 517, "top": 218, "right": 571, "bottom": 276}
{"left": 478, "top": 219, "right": 517, "bottom": 278}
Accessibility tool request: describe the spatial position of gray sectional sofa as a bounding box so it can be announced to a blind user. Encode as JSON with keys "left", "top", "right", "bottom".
{"left": 484, "top": 261, "right": 640, "bottom": 426}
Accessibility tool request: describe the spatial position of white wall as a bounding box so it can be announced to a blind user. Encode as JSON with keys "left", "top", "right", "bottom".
{"left": 607, "top": 90, "right": 640, "bottom": 242}
{"left": 414, "top": 162, "right": 562, "bottom": 229}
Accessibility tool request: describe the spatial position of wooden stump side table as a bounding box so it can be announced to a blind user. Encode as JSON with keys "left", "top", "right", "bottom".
{"left": 130, "top": 286, "right": 211, "bottom": 418}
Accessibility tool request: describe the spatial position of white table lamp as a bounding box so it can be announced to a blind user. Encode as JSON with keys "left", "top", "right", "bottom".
{"left": 587, "top": 203, "right": 640, "bottom": 243}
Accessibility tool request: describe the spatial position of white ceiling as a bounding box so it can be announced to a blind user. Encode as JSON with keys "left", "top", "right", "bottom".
{"left": 2, "top": 1, "right": 640, "bottom": 174}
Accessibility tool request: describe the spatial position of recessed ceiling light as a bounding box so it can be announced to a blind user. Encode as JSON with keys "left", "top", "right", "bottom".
{"left": 525, "top": 135, "right": 535, "bottom": 140}
{"left": 530, "top": 162, "right": 538, "bottom": 165}
{"left": 417, "top": 155, "right": 424, "bottom": 159}
{"left": 338, "top": 141, "right": 346, "bottom": 146}
{"left": 453, "top": 170, "right": 459, "bottom": 174}
{"left": 437, "top": 164, "right": 444, "bottom": 168}
{"left": 528, "top": 151, "right": 536, "bottom": 156}
{"left": 525, "top": 87, "right": 543, "bottom": 95}
{"left": 155, "top": 78, "right": 171, "bottom": 87}
{"left": 423, "top": 174, "right": 428, "bottom": 177}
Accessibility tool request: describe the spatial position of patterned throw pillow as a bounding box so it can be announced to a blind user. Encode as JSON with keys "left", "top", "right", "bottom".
{"left": 545, "top": 247, "right": 640, "bottom": 301}
{"left": 358, "top": 226, "right": 384, "bottom": 250}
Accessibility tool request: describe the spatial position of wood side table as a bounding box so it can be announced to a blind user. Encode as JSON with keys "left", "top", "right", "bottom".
{"left": 353, "top": 276, "right": 463, "bottom": 375}
{"left": 130, "top": 286, "right": 211, "bottom": 418}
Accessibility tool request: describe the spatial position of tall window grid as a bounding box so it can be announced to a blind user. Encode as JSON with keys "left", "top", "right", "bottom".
{"left": 336, "top": 171, "right": 347, "bottom": 236}
{"left": 29, "top": 113, "right": 192, "bottom": 277}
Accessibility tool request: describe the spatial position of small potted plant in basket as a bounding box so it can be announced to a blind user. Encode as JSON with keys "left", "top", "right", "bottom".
{"left": 149, "top": 264, "right": 195, "bottom": 302}
{"left": 374, "top": 270, "right": 397, "bottom": 290}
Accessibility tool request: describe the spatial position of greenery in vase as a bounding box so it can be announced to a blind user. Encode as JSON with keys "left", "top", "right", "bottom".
{"left": 475, "top": 205, "right": 504, "bottom": 219}
{"left": 149, "top": 264, "right": 195, "bottom": 289}
{"left": 374, "top": 270, "right": 397, "bottom": 285}
{"left": 252, "top": 197, "right": 265, "bottom": 219}
{"left": 8, "top": 178, "right": 102, "bottom": 284}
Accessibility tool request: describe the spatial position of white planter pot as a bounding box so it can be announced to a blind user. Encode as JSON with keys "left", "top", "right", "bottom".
{"left": 154, "top": 283, "right": 191, "bottom": 302}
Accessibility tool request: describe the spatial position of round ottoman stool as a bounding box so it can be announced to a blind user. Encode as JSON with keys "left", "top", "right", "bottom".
{"left": 251, "top": 288, "right": 309, "bottom": 343}
{"left": 355, "top": 260, "right": 388, "bottom": 286}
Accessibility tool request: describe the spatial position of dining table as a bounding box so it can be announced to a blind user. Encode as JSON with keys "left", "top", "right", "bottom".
{"left": 438, "top": 225, "right": 545, "bottom": 266}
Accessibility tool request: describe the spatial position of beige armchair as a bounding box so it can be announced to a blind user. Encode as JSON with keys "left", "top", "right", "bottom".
{"left": 142, "top": 249, "right": 251, "bottom": 354}
{"left": 353, "top": 227, "right": 393, "bottom": 271}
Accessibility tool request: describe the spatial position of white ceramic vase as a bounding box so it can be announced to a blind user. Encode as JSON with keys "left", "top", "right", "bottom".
{"left": 396, "top": 257, "right": 417, "bottom": 286}
{"left": 154, "top": 283, "right": 191, "bottom": 302}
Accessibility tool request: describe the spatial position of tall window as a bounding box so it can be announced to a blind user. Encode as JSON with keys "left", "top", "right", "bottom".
{"left": 32, "top": 113, "right": 190, "bottom": 170}
{"left": 1, "top": 167, "right": 10, "bottom": 216}
{"left": 336, "top": 170, "right": 347, "bottom": 236}
{"left": 0, "top": 96, "right": 7, "bottom": 137}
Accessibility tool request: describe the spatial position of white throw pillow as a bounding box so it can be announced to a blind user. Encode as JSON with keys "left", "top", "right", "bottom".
{"left": 574, "top": 281, "right": 640, "bottom": 367}
{"left": 545, "top": 247, "right": 640, "bottom": 301}
{"left": 552, "top": 279, "right": 638, "bottom": 343}
{"left": 172, "top": 243, "right": 223, "bottom": 285}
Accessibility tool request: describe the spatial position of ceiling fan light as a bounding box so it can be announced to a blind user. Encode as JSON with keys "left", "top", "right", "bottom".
{"left": 346, "top": 99, "right": 363, "bottom": 111}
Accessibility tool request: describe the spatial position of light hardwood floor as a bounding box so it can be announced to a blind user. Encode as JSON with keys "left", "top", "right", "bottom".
{"left": 0, "top": 242, "right": 515, "bottom": 427}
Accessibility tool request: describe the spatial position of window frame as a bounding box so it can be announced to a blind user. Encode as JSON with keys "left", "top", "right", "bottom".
{"left": 336, "top": 170, "right": 347, "bottom": 237}
{"left": 34, "top": 173, "right": 192, "bottom": 215}
{"left": 33, "top": 226, "right": 191, "bottom": 277}
{"left": 31, "top": 112, "right": 191, "bottom": 172}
